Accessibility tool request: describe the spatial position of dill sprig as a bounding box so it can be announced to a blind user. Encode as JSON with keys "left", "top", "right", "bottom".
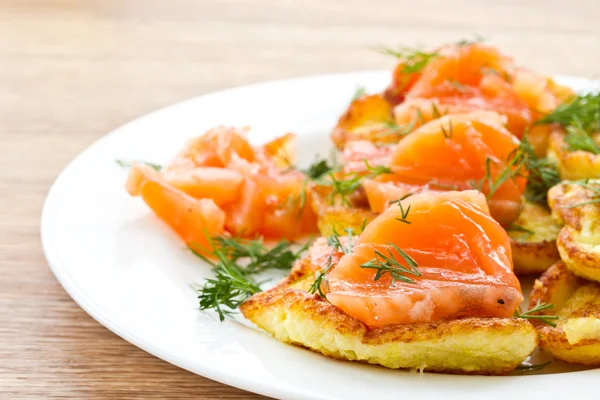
{"left": 514, "top": 301, "right": 559, "bottom": 327}
{"left": 536, "top": 92, "right": 600, "bottom": 131}
{"left": 193, "top": 236, "right": 308, "bottom": 321}
{"left": 481, "top": 65, "right": 513, "bottom": 83}
{"left": 441, "top": 119, "right": 453, "bottom": 139}
{"left": 377, "top": 46, "right": 439, "bottom": 74}
{"left": 456, "top": 34, "right": 487, "bottom": 47}
{"left": 519, "top": 134, "right": 561, "bottom": 204}
{"left": 326, "top": 172, "right": 363, "bottom": 207}
{"left": 508, "top": 223, "right": 535, "bottom": 242}
{"left": 564, "top": 119, "right": 600, "bottom": 155}
{"left": 431, "top": 102, "right": 446, "bottom": 119}
{"left": 389, "top": 198, "right": 412, "bottom": 224}
{"left": 536, "top": 92, "right": 600, "bottom": 153}
{"left": 508, "top": 224, "right": 535, "bottom": 235}
{"left": 447, "top": 78, "right": 472, "bottom": 93}
{"left": 379, "top": 109, "right": 425, "bottom": 140}
{"left": 360, "top": 242, "right": 421, "bottom": 285}
{"left": 283, "top": 155, "right": 337, "bottom": 216}
{"left": 324, "top": 160, "right": 392, "bottom": 206}
{"left": 194, "top": 247, "right": 261, "bottom": 321}
{"left": 514, "top": 361, "right": 552, "bottom": 373}
{"left": 562, "top": 179, "right": 600, "bottom": 209}
{"left": 116, "top": 159, "right": 162, "bottom": 171}
{"left": 472, "top": 150, "right": 527, "bottom": 200}
{"left": 427, "top": 179, "right": 460, "bottom": 190}
{"left": 352, "top": 86, "right": 367, "bottom": 101}
{"left": 308, "top": 228, "right": 356, "bottom": 297}
{"left": 308, "top": 258, "right": 335, "bottom": 298}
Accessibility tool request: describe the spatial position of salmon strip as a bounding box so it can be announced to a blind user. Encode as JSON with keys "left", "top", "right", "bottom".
{"left": 161, "top": 167, "right": 244, "bottom": 206}
{"left": 129, "top": 127, "right": 319, "bottom": 241}
{"left": 363, "top": 111, "right": 526, "bottom": 226}
{"left": 326, "top": 190, "right": 522, "bottom": 328}
{"left": 126, "top": 164, "right": 225, "bottom": 253}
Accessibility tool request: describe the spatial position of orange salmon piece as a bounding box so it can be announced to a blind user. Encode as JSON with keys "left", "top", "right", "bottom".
{"left": 223, "top": 178, "right": 265, "bottom": 237}
{"left": 326, "top": 190, "right": 522, "bottom": 328}
{"left": 126, "top": 164, "right": 225, "bottom": 253}
{"left": 402, "top": 44, "right": 532, "bottom": 138}
{"left": 168, "top": 126, "right": 255, "bottom": 169}
{"left": 161, "top": 167, "right": 244, "bottom": 206}
{"left": 409, "top": 43, "right": 510, "bottom": 96}
{"left": 384, "top": 111, "right": 526, "bottom": 226}
{"left": 342, "top": 140, "right": 393, "bottom": 174}
{"left": 384, "top": 61, "right": 422, "bottom": 105}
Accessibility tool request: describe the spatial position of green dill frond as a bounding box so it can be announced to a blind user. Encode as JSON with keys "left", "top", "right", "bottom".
{"left": 116, "top": 159, "right": 162, "bottom": 171}
{"left": 514, "top": 301, "right": 559, "bottom": 327}
{"left": 376, "top": 46, "right": 439, "bottom": 74}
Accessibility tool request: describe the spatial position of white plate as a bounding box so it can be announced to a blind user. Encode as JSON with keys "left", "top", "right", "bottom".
{"left": 42, "top": 71, "right": 600, "bottom": 400}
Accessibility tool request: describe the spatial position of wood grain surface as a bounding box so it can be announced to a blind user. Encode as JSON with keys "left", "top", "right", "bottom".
{"left": 1, "top": 0, "right": 599, "bottom": 398}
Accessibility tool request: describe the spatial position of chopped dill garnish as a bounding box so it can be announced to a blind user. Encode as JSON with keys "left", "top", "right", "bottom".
{"left": 456, "top": 34, "right": 487, "bottom": 47}
{"left": 323, "top": 160, "right": 393, "bottom": 206}
{"left": 308, "top": 229, "right": 356, "bottom": 297}
{"left": 381, "top": 109, "right": 425, "bottom": 138}
{"left": 284, "top": 155, "right": 336, "bottom": 216}
{"left": 519, "top": 134, "right": 561, "bottom": 204}
{"left": 441, "top": 119, "right": 453, "bottom": 139}
{"left": 427, "top": 179, "right": 459, "bottom": 190}
{"left": 389, "top": 198, "right": 412, "bottom": 224}
{"left": 508, "top": 224, "right": 535, "bottom": 235}
{"left": 363, "top": 160, "right": 393, "bottom": 175}
{"left": 116, "top": 159, "right": 162, "bottom": 171}
{"left": 481, "top": 65, "right": 513, "bottom": 83}
{"left": 508, "top": 223, "right": 535, "bottom": 242}
{"left": 514, "top": 361, "right": 552, "bottom": 373}
{"left": 377, "top": 46, "right": 439, "bottom": 74}
{"left": 360, "top": 242, "right": 421, "bottom": 285}
{"left": 431, "top": 102, "right": 445, "bottom": 119}
{"left": 564, "top": 119, "right": 600, "bottom": 154}
{"left": 352, "top": 86, "right": 367, "bottom": 101}
{"left": 325, "top": 172, "right": 363, "bottom": 207}
{"left": 193, "top": 236, "right": 308, "bottom": 321}
{"left": 561, "top": 179, "right": 600, "bottom": 209}
{"left": 447, "top": 78, "right": 472, "bottom": 93}
{"left": 536, "top": 92, "right": 600, "bottom": 153}
{"left": 514, "top": 301, "right": 559, "bottom": 327}
{"left": 329, "top": 227, "right": 355, "bottom": 255}
{"left": 536, "top": 92, "right": 600, "bottom": 131}
{"left": 472, "top": 149, "right": 527, "bottom": 200}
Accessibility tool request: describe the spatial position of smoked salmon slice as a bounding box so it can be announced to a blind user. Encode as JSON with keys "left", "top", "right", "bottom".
{"left": 161, "top": 167, "right": 244, "bottom": 206}
{"left": 126, "top": 126, "right": 318, "bottom": 244}
{"left": 363, "top": 111, "right": 527, "bottom": 226}
{"left": 402, "top": 43, "right": 533, "bottom": 138}
{"left": 326, "top": 190, "right": 522, "bottom": 328}
{"left": 126, "top": 164, "right": 226, "bottom": 253}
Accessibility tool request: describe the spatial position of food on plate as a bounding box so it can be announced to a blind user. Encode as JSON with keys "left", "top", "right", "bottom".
{"left": 125, "top": 126, "right": 319, "bottom": 251}
{"left": 548, "top": 180, "right": 600, "bottom": 282}
{"left": 332, "top": 42, "right": 574, "bottom": 150}
{"left": 242, "top": 191, "right": 538, "bottom": 374}
{"left": 121, "top": 38, "right": 600, "bottom": 376}
{"left": 362, "top": 111, "right": 527, "bottom": 227}
{"left": 528, "top": 261, "right": 600, "bottom": 366}
{"left": 126, "top": 164, "right": 226, "bottom": 252}
{"left": 507, "top": 202, "right": 561, "bottom": 275}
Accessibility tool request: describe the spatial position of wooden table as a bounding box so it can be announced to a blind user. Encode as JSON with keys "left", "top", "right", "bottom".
{"left": 2, "top": 0, "right": 598, "bottom": 398}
